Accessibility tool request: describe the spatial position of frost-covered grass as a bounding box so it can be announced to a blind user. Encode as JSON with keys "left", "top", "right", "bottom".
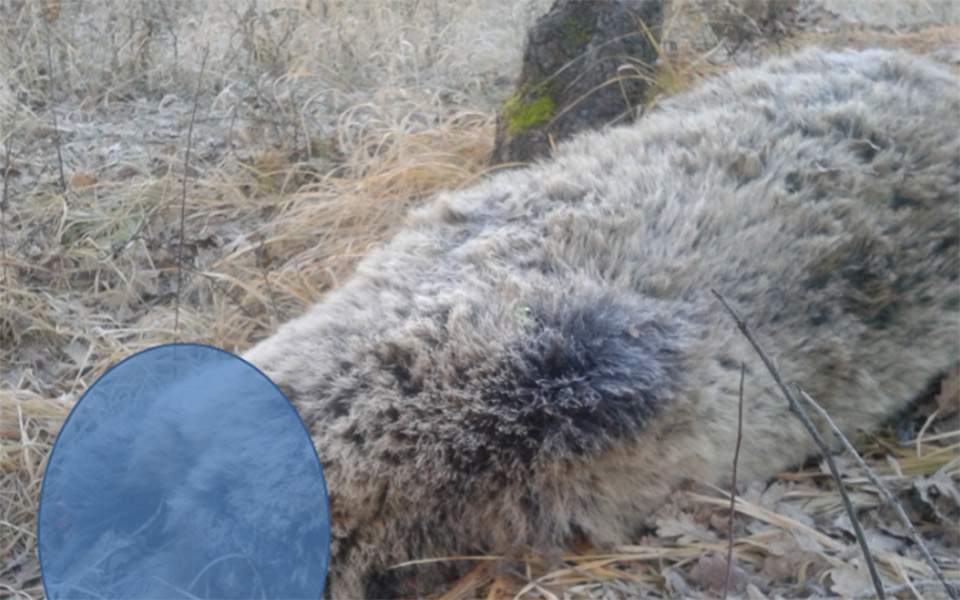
{"left": 1, "top": 0, "right": 958, "bottom": 597}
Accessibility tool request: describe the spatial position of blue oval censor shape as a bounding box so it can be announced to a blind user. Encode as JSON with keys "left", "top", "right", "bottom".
{"left": 38, "top": 343, "right": 330, "bottom": 599}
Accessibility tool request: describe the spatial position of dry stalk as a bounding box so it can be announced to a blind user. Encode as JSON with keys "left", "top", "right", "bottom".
{"left": 1, "top": 124, "right": 14, "bottom": 286}
{"left": 796, "top": 386, "right": 959, "bottom": 599}
{"left": 723, "top": 362, "right": 745, "bottom": 598}
{"left": 174, "top": 47, "right": 210, "bottom": 339}
{"left": 256, "top": 235, "right": 281, "bottom": 326}
{"left": 43, "top": 18, "right": 66, "bottom": 193}
{"left": 711, "top": 289, "right": 887, "bottom": 600}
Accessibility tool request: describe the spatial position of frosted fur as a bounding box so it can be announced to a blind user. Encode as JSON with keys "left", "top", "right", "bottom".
{"left": 245, "top": 48, "right": 960, "bottom": 598}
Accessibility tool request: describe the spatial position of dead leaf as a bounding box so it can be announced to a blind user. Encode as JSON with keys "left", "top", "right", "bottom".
{"left": 913, "top": 471, "right": 960, "bottom": 526}
{"left": 663, "top": 568, "right": 691, "bottom": 597}
{"left": 115, "top": 165, "right": 141, "bottom": 180}
{"left": 656, "top": 514, "right": 719, "bottom": 543}
{"left": 70, "top": 172, "right": 98, "bottom": 189}
{"left": 746, "top": 583, "right": 769, "bottom": 599}
{"left": 690, "top": 552, "right": 747, "bottom": 594}
{"left": 43, "top": 0, "right": 61, "bottom": 22}
{"left": 762, "top": 530, "right": 827, "bottom": 585}
{"left": 62, "top": 339, "right": 90, "bottom": 367}
{"left": 828, "top": 562, "right": 874, "bottom": 598}
{"left": 791, "top": 527, "right": 825, "bottom": 553}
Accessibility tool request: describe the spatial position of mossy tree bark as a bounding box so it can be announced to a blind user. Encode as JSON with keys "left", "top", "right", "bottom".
{"left": 491, "top": 0, "right": 664, "bottom": 165}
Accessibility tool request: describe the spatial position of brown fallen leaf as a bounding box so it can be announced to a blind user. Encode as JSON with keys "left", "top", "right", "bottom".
{"left": 690, "top": 552, "right": 748, "bottom": 595}
{"left": 70, "top": 172, "right": 97, "bottom": 189}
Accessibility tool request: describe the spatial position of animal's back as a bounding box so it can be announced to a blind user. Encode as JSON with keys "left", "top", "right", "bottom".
{"left": 245, "top": 47, "right": 960, "bottom": 598}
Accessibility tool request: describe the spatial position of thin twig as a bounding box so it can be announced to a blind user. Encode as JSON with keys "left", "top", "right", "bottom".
{"left": 43, "top": 18, "right": 66, "bottom": 193}
{"left": 255, "top": 234, "right": 281, "bottom": 326}
{"left": 1, "top": 123, "right": 15, "bottom": 286}
{"left": 796, "top": 386, "right": 959, "bottom": 600}
{"left": 723, "top": 362, "right": 746, "bottom": 599}
{"left": 173, "top": 47, "right": 210, "bottom": 339}
{"left": 711, "top": 289, "right": 886, "bottom": 600}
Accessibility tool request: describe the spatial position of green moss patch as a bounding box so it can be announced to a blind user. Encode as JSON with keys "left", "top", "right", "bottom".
{"left": 502, "top": 84, "right": 556, "bottom": 136}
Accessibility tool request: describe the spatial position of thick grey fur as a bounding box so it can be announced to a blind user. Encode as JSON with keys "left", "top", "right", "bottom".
{"left": 245, "top": 48, "right": 960, "bottom": 599}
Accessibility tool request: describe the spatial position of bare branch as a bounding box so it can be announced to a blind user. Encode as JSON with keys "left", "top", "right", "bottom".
{"left": 723, "top": 362, "right": 746, "bottom": 599}
{"left": 711, "top": 289, "right": 887, "bottom": 600}
{"left": 796, "top": 386, "right": 958, "bottom": 600}
{"left": 173, "top": 47, "right": 210, "bottom": 339}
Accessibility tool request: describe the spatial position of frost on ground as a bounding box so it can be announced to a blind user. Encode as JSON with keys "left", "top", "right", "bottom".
{"left": 1, "top": 1, "right": 958, "bottom": 598}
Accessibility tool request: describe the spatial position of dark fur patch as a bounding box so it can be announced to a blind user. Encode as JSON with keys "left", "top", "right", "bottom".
{"left": 451, "top": 296, "right": 683, "bottom": 474}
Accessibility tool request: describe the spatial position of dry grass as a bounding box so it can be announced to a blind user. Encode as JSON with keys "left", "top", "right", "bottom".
{"left": 1, "top": 0, "right": 958, "bottom": 598}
